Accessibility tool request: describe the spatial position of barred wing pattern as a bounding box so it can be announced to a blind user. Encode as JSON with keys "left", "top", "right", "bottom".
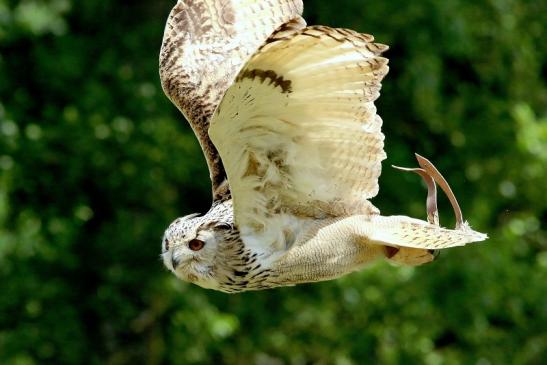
{"left": 160, "top": 0, "right": 305, "bottom": 198}
{"left": 209, "top": 26, "right": 389, "bottom": 232}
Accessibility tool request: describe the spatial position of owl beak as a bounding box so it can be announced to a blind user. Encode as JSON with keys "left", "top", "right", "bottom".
{"left": 171, "top": 256, "right": 180, "bottom": 270}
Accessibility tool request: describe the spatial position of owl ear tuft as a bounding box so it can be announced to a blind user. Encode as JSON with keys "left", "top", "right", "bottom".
{"left": 182, "top": 213, "right": 201, "bottom": 221}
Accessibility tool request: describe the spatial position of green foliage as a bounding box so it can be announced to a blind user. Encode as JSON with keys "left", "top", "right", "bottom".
{"left": 0, "top": 0, "right": 545, "bottom": 364}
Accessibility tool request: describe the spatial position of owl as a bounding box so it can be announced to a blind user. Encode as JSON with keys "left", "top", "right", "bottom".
{"left": 159, "top": 0, "right": 487, "bottom": 293}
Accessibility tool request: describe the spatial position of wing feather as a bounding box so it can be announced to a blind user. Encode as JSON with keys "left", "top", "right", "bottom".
{"left": 159, "top": 0, "right": 305, "bottom": 198}
{"left": 209, "top": 26, "right": 389, "bottom": 230}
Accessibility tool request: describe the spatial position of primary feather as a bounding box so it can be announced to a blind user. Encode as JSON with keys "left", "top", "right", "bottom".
{"left": 160, "top": 0, "right": 305, "bottom": 198}
{"left": 209, "top": 26, "right": 388, "bottom": 231}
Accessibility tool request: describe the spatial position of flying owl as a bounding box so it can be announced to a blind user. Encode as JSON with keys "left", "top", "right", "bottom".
{"left": 159, "top": 0, "right": 487, "bottom": 293}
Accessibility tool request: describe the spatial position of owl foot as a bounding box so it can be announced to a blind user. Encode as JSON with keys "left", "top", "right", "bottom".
{"left": 392, "top": 154, "right": 464, "bottom": 229}
{"left": 384, "top": 246, "right": 436, "bottom": 266}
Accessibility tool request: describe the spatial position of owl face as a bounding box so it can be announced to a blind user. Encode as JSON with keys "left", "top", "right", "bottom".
{"left": 161, "top": 213, "right": 216, "bottom": 287}
{"left": 161, "top": 211, "right": 234, "bottom": 290}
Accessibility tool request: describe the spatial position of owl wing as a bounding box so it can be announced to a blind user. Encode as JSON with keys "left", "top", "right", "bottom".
{"left": 160, "top": 0, "right": 305, "bottom": 199}
{"left": 209, "top": 26, "right": 389, "bottom": 232}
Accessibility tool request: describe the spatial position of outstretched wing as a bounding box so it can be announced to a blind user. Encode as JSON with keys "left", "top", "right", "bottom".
{"left": 209, "top": 26, "right": 389, "bottom": 231}
{"left": 160, "top": 0, "right": 305, "bottom": 199}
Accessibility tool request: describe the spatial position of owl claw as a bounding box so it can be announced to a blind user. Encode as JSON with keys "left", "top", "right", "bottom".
{"left": 384, "top": 245, "right": 400, "bottom": 258}
{"left": 393, "top": 154, "right": 464, "bottom": 229}
{"left": 386, "top": 246, "right": 437, "bottom": 266}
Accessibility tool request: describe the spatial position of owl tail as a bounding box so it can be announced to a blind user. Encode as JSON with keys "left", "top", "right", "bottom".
{"left": 373, "top": 154, "right": 488, "bottom": 250}
{"left": 368, "top": 215, "right": 487, "bottom": 250}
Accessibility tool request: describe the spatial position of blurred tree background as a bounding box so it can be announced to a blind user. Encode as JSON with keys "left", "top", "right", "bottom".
{"left": 0, "top": 0, "right": 546, "bottom": 364}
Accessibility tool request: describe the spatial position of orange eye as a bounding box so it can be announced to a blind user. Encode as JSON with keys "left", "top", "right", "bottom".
{"left": 188, "top": 239, "right": 205, "bottom": 251}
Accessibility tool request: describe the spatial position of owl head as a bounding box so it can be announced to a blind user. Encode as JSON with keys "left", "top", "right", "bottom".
{"left": 161, "top": 201, "right": 234, "bottom": 289}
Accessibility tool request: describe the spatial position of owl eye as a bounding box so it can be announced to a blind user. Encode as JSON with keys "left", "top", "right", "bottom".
{"left": 188, "top": 239, "right": 205, "bottom": 251}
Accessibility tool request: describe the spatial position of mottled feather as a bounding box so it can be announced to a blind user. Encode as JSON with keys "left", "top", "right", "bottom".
{"left": 159, "top": 0, "right": 305, "bottom": 199}
{"left": 209, "top": 26, "right": 389, "bottom": 234}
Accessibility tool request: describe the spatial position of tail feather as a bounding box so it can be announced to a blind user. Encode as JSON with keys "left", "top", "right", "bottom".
{"left": 369, "top": 215, "right": 488, "bottom": 250}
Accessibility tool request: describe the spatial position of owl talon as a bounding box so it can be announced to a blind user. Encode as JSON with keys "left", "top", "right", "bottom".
{"left": 384, "top": 245, "right": 400, "bottom": 258}
{"left": 386, "top": 246, "right": 436, "bottom": 266}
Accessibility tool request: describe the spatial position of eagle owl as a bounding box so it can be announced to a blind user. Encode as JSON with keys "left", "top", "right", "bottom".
{"left": 159, "top": 0, "right": 487, "bottom": 293}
